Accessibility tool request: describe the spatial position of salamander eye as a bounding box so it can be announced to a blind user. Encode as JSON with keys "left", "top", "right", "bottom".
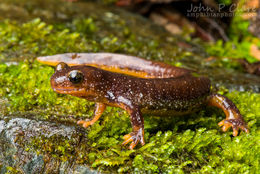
{"left": 69, "top": 70, "right": 84, "bottom": 84}
{"left": 56, "top": 62, "right": 69, "bottom": 71}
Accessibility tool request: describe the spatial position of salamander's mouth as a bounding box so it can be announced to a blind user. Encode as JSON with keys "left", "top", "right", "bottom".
{"left": 52, "top": 87, "right": 85, "bottom": 95}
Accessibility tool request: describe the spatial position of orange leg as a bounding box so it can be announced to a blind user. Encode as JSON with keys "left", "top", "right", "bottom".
{"left": 77, "top": 103, "right": 106, "bottom": 128}
{"left": 208, "top": 94, "right": 249, "bottom": 136}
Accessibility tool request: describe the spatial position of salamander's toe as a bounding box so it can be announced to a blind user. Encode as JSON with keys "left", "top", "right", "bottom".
{"left": 122, "top": 129, "right": 145, "bottom": 149}
{"left": 218, "top": 119, "right": 249, "bottom": 136}
{"left": 77, "top": 119, "right": 91, "bottom": 128}
{"left": 122, "top": 134, "right": 133, "bottom": 145}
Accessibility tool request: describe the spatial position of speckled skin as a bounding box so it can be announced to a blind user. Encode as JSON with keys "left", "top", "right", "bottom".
{"left": 38, "top": 53, "right": 249, "bottom": 149}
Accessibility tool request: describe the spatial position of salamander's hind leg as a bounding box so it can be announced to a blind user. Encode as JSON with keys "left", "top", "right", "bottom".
{"left": 77, "top": 103, "right": 106, "bottom": 128}
{"left": 122, "top": 106, "right": 145, "bottom": 149}
{"left": 207, "top": 94, "right": 249, "bottom": 136}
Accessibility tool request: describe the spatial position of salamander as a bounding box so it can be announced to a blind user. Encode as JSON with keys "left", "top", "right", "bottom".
{"left": 37, "top": 53, "right": 249, "bottom": 149}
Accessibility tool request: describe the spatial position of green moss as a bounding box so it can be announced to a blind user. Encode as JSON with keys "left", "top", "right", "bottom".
{"left": 5, "top": 166, "right": 21, "bottom": 174}
{"left": 0, "top": 9, "right": 259, "bottom": 173}
{"left": 205, "top": 0, "right": 260, "bottom": 69}
{"left": 228, "top": 0, "right": 251, "bottom": 40}
{"left": 0, "top": 16, "right": 172, "bottom": 63}
{"left": 0, "top": 19, "right": 89, "bottom": 62}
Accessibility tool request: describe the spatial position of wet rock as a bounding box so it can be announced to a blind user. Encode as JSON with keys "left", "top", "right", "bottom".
{"left": 181, "top": 56, "right": 260, "bottom": 92}
{"left": 0, "top": 117, "right": 97, "bottom": 174}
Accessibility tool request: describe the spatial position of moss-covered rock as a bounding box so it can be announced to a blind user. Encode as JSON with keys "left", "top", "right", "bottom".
{"left": 0, "top": 0, "right": 259, "bottom": 173}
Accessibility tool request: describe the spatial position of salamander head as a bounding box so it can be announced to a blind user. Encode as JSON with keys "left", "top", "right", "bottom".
{"left": 51, "top": 62, "right": 101, "bottom": 97}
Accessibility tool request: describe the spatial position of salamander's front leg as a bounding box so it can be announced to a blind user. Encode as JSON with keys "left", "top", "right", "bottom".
{"left": 122, "top": 106, "right": 145, "bottom": 149}
{"left": 77, "top": 102, "right": 106, "bottom": 128}
{"left": 208, "top": 94, "right": 249, "bottom": 136}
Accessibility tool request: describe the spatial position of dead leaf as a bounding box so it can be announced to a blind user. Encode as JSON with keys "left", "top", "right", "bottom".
{"left": 250, "top": 44, "right": 260, "bottom": 60}
{"left": 244, "top": 0, "right": 259, "bottom": 9}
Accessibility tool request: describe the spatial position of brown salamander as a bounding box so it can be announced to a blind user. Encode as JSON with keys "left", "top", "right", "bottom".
{"left": 37, "top": 53, "right": 249, "bottom": 149}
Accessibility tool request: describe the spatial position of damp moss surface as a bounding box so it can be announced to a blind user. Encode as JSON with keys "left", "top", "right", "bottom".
{"left": 204, "top": 0, "right": 260, "bottom": 68}
{"left": 0, "top": 1, "right": 260, "bottom": 173}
